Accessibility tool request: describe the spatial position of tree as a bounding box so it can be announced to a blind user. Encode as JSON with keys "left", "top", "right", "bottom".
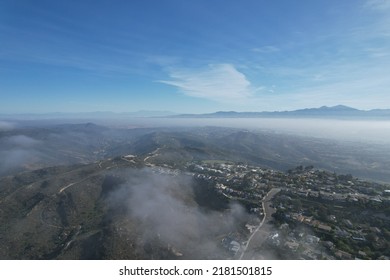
{"left": 291, "top": 199, "right": 302, "bottom": 211}
{"left": 317, "top": 205, "right": 328, "bottom": 221}
{"left": 272, "top": 209, "right": 287, "bottom": 224}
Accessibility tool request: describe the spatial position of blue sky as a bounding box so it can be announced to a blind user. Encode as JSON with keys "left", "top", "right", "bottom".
{"left": 1, "top": 0, "right": 389, "bottom": 113}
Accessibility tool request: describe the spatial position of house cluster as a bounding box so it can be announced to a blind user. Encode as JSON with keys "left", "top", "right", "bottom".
{"left": 187, "top": 162, "right": 390, "bottom": 259}
{"left": 189, "top": 162, "right": 284, "bottom": 201}
{"left": 269, "top": 168, "right": 390, "bottom": 259}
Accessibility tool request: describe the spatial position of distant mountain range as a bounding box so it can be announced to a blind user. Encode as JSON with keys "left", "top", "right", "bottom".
{"left": 170, "top": 105, "right": 390, "bottom": 119}
{"left": 2, "top": 106, "right": 390, "bottom": 120}
{"left": 0, "top": 110, "right": 175, "bottom": 119}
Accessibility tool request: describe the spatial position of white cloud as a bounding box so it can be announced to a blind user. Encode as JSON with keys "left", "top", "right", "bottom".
{"left": 159, "top": 64, "right": 254, "bottom": 103}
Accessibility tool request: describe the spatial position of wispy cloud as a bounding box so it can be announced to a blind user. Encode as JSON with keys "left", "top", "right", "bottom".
{"left": 145, "top": 55, "right": 180, "bottom": 67}
{"left": 252, "top": 46, "right": 280, "bottom": 53}
{"left": 364, "top": 47, "right": 390, "bottom": 57}
{"left": 245, "top": 44, "right": 390, "bottom": 110}
{"left": 277, "top": 72, "right": 390, "bottom": 110}
{"left": 364, "top": 0, "right": 390, "bottom": 11}
{"left": 159, "top": 64, "right": 254, "bottom": 103}
{"left": 359, "top": 0, "right": 390, "bottom": 38}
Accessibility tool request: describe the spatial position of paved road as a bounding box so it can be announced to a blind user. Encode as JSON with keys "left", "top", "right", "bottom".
{"left": 239, "top": 188, "right": 280, "bottom": 260}
{"left": 143, "top": 148, "right": 161, "bottom": 162}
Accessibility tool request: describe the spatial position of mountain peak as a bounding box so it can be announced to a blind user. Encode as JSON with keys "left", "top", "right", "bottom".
{"left": 318, "top": 105, "right": 358, "bottom": 111}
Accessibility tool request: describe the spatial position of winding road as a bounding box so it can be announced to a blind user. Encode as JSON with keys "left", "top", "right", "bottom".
{"left": 239, "top": 187, "right": 280, "bottom": 260}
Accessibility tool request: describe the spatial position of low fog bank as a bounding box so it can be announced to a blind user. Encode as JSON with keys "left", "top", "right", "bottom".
{"left": 3, "top": 117, "right": 390, "bottom": 145}
{"left": 0, "top": 121, "right": 15, "bottom": 131}
{"left": 106, "top": 168, "right": 249, "bottom": 258}
{"left": 131, "top": 118, "right": 390, "bottom": 146}
{"left": 39, "top": 117, "right": 386, "bottom": 145}
{"left": 1, "top": 117, "right": 390, "bottom": 183}
{"left": 0, "top": 122, "right": 111, "bottom": 176}
{"left": 0, "top": 135, "right": 44, "bottom": 176}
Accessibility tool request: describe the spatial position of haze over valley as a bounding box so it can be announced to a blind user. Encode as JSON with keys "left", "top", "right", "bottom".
{"left": 1, "top": 115, "right": 390, "bottom": 182}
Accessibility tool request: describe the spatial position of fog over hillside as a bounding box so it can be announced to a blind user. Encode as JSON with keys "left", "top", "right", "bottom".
{"left": 1, "top": 118, "right": 390, "bottom": 183}
{"left": 128, "top": 118, "right": 390, "bottom": 146}
{"left": 105, "top": 168, "right": 249, "bottom": 259}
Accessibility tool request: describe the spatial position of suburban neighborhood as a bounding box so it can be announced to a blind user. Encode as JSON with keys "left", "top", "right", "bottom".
{"left": 184, "top": 161, "right": 390, "bottom": 259}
